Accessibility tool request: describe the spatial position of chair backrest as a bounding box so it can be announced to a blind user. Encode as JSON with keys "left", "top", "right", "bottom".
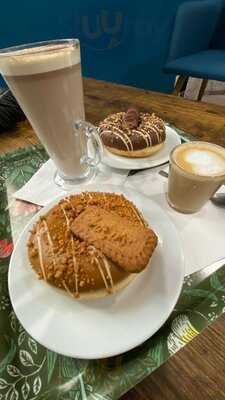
{"left": 167, "top": 0, "right": 222, "bottom": 62}
{"left": 211, "top": 0, "right": 225, "bottom": 49}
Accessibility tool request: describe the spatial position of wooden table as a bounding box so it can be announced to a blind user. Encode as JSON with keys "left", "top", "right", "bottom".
{"left": 1, "top": 78, "right": 225, "bottom": 400}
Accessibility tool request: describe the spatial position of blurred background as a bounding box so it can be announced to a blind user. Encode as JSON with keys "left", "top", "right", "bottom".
{"left": 0, "top": 0, "right": 195, "bottom": 92}
{"left": 0, "top": 0, "right": 225, "bottom": 103}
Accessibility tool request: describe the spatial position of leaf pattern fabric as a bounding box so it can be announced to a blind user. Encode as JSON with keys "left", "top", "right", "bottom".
{"left": 0, "top": 144, "right": 225, "bottom": 399}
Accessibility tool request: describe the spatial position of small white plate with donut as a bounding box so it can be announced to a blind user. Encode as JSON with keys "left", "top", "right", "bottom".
{"left": 9, "top": 184, "right": 184, "bottom": 359}
{"left": 101, "top": 126, "right": 181, "bottom": 170}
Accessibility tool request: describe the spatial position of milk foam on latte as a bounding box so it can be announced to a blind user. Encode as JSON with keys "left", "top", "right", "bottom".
{"left": 0, "top": 43, "right": 80, "bottom": 76}
{"left": 173, "top": 142, "right": 225, "bottom": 177}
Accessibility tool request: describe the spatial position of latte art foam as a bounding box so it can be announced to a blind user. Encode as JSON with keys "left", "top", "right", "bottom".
{"left": 173, "top": 142, "right": 225, "bottom": 177}
{"left": 184, "top": 149, "right": 225, "bottom": 175}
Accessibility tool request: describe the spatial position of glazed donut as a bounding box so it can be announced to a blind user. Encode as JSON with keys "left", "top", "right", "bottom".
{"left": 99, "top": 110, "right": 166, "bottom": 158}
{"left": 27, "top": 192, "right": 152, "bottom": 300}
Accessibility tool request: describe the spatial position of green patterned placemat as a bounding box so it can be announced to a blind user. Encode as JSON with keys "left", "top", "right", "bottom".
{"left": 0, "top": 144, "right": 225, "bottom": 400}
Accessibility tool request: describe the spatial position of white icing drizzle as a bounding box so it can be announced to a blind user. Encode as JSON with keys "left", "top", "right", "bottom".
{"left": 71, "top": 236, "right": 79, "bottom": 297}
{"left": 113, "top": 128, "right": 134, "bottom": 151}
{"left": 94, "top": 256, "right": 110, "bottom": 292}
{"left": 62, "top": 280, "right": 74, "bottom": 298}
{"left": 64, "top": 197, "right": 75, "bottom": 212}
{"left": 60, "top": 203, "right": 79, "bottom": 297}
{"left": 102, "top": 256, "right": 114, "bottom": 291}
{"left": 113, "top": 132, "right": 131, "bottom": 151}
{"left": 101, "top": 123, "right": 134, "bottom": 151}
{"left": 100, "top": 119, "right": 163, "bottom": 150}
{"left": 42, "top": 220, "right": 56, "bottom": 268}
{"left": 151, "top": 123, "right": 161, "bottom": 142}
{"left": 89, "top": 245, "right": 111, "bottom": 292}
{"left": 141, "top": 128, "right": 152, "bottom": 146}
{"left": 100, "top": 122, "right": 116, "bottom": 131}
{"left": 132, "top": 129, "right": 150, "bottom": 147}
{"left": 100, "top": 113, "right": 165, "bottom": 152}
{"left": 145, "top": 123, "right": 161, "bottom": 142}
{"left": 36, "top": 229, "right": 47, "bottom": 280}
{"left": 101, "top": 129, "right": 130, "bottom": 151}
{"left": 60, "top": 203, "right": 70, "bottom": 229}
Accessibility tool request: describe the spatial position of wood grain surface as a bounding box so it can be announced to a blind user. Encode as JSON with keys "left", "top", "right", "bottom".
{"left": 0, "top": 78, "right": 225, "bottom": 399}
{"left": 1, "top": 78, "right": 225, "bottom": 154}
{"left": 122, "top": 315, "right": 225, "bottom": 400}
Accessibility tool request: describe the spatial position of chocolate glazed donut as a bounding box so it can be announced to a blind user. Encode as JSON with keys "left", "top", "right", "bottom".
{"left": 99, "top": 109, "right": 166, "bottom": 158}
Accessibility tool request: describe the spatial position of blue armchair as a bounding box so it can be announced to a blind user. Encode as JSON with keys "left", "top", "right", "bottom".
{"left": 164, "top": 0, "right": 225, "bottom": 100}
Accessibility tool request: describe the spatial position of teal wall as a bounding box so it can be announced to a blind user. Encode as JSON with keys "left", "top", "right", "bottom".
{"left": 0, "top": 0, "right": 194, "bottom": 92}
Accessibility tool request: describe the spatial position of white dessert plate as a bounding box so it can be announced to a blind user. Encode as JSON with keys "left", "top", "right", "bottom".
{"left": 9, "top": 184, "right": 184, "bottom": 359}
{"left": 101, "top": 126, "right": 181, "bottom": 170}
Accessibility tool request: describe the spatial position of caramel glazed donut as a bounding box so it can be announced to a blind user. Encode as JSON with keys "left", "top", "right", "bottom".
{"left": 27, "top": 192, "right": 147, "bottom": 300}
{"left": 99, "top": 111, "right": 166, "bottom": 158}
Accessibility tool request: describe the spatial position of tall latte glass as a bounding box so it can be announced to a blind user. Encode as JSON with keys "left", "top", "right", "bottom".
{"left": 0, "top": 39, "right": 101, "bottom": 187}
{"left": 167, "top": 141, "right": 225, "bottom": 213}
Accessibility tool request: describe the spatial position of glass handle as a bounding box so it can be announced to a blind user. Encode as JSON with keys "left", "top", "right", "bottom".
{"left": 74, "top": 120, "right": 103, "bottom": 168}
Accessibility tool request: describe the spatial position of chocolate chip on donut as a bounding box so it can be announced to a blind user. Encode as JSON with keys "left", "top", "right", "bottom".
{"left": 123, "top": 108, "right": 140, "bottom": 129}
{"left": 99, "top": 111, "right": 166, "bottom": 158}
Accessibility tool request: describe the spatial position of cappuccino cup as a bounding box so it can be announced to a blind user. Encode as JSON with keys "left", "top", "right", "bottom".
{"left": 167, "top": 141, "right": 225, "bottom": 213}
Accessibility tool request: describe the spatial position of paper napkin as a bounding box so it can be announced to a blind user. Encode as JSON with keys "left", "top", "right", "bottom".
{"left": 125, "top": 168, "right": 225, "bottom": 276}
{"left": 13, "top": 159, "right": 128, "bottom": 206}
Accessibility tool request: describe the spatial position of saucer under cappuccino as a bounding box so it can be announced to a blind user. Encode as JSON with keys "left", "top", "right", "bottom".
{"left": 168, "top": 142, "right": 225, "bottom": 213}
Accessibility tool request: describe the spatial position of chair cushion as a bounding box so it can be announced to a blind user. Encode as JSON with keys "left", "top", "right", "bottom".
{"left": 164, "top": 50, "right": 225, "bottom": 81}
